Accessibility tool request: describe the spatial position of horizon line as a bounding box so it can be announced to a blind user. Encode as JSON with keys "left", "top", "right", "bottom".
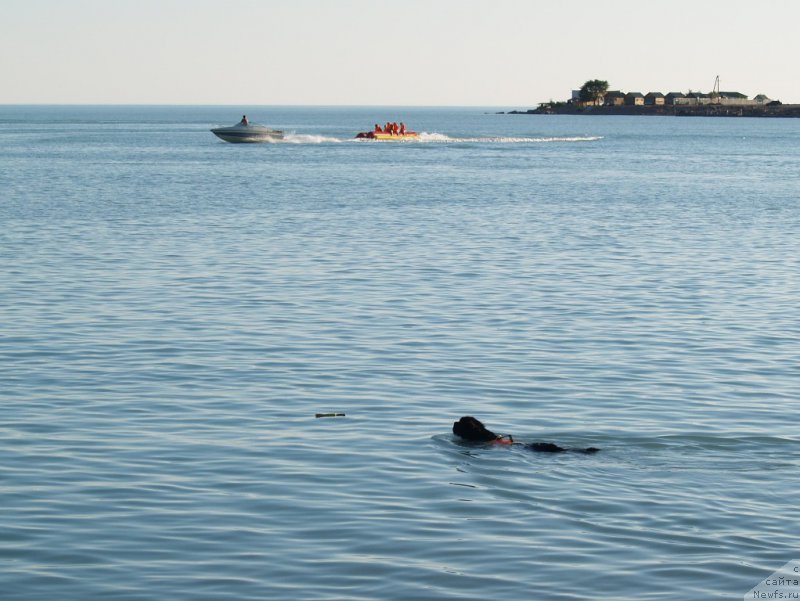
{"left": 0, "top": 102, "right": 528, "bottom": 109}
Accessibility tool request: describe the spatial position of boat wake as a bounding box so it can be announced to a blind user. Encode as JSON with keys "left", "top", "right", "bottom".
{"left": 282, "top": 134, "right": 343, "bottom": 144}
{"left": 264, "top": 133, "right": 602, "bottom": 144}
{"left": 416, "top": 133, "right": 603, "bottom": 143}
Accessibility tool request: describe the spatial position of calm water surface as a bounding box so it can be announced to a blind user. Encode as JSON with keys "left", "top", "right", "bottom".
{"left": 1, "top": 106, "right": 799, "bottom": 600}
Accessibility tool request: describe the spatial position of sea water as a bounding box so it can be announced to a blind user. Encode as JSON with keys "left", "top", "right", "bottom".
{"left": 1, "top": 106, "right": 799, "bottom": 600}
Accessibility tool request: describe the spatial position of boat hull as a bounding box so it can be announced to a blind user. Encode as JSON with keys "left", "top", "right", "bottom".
{"left": 211, "top": 125, "right": 284, "bottom": 143}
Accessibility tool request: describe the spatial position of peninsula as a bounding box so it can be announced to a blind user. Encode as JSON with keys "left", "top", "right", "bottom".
{"left": 505, "top": 79, "right": 800, "bottom": 118}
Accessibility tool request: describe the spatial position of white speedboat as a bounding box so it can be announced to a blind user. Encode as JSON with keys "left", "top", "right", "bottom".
{"left": 211, "top": 119, "right": 284, "bottom": 143}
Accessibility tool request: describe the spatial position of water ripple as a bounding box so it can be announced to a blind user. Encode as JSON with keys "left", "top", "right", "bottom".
{"left": 2, "top": 107, "right": 800, "bottom": 600}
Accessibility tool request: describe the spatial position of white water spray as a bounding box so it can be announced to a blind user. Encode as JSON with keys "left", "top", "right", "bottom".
{"left": 270, "top": 132, "right": 603, "bottom": 144}
{"left": 416, "top": 133, "right": 603, "bottom": 143}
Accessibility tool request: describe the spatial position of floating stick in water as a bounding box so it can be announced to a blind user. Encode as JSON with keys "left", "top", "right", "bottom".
{"left": 315, "top": 413, "right": 346, "bottom": 418}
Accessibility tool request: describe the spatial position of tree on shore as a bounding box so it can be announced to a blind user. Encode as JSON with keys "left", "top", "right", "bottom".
{"left": 578, "top": 79, "right": 609, "bottom": 105}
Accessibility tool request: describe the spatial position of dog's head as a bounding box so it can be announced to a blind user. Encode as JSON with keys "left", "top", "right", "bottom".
{"left": 452, "top": 416, "right": 498, "bottom": 442}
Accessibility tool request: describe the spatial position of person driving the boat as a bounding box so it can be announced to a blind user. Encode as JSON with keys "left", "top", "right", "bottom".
{"left": 240, "top": 115, "right": 249, "bottom": 125}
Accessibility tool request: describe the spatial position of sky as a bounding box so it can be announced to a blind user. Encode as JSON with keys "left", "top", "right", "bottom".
{"left": 2, "top": 0, "right": 799, "bottom": 106}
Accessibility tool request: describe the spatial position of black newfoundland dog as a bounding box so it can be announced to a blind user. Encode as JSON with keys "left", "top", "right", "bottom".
{"left": 453, "top": 416, "right": 599, "bottom": 454}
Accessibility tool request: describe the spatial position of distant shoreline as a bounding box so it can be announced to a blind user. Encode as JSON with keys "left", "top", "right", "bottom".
{"left": 502, "top": 104, "right": 800, "bottom": 118}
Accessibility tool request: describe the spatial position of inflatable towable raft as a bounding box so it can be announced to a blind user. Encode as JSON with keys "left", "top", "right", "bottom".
{"left": 355, "top": 130, "right": 419, "bottom": 140}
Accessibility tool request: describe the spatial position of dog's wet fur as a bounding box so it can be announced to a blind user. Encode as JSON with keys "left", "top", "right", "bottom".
{"left": 452, "top": 416, "right": 501, "bottom": 442}
{"left": 452, "top": 416, "right": 599, "bottom": 454}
